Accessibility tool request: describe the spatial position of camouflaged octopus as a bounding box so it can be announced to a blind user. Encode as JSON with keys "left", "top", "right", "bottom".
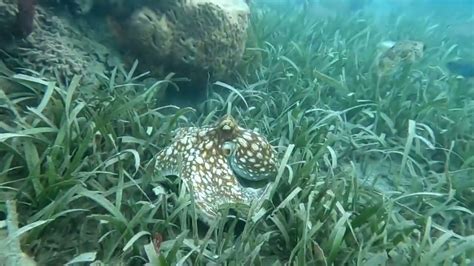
{"left": 376, "top": 40, "right": 426, "bottom": 76}
{"left": 155, "top": 115, "right": 278, "bottom": 222}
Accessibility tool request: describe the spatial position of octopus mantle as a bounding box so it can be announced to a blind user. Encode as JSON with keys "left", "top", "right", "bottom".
{"left": 155, "top": 115, "right": 278, "bottom": 222}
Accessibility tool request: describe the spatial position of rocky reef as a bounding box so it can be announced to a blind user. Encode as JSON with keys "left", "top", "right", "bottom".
{"left": 0, "top": 0, "right": 250, "bottom": 91}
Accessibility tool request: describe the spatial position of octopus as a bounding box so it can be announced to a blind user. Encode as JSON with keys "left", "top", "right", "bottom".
{"left": 154, "top": 115, "right": 278, "bottom": 223}
{"left": 375, "top": 40, "right": 426, "bottom": 76}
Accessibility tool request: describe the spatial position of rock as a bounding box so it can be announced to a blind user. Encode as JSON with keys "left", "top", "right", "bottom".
{"left": 121, "top": 0, "right": 250, "bottom": 82}
{"left": 1, "top": 0, "right": 250, "bottom": 91}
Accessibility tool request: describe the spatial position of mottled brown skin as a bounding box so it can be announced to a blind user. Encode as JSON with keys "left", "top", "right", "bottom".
{"left": 376, "top": 40, "right": 426, "bottom": 76}
{"left": 15, "top": 0, "right": 36, "bottom": 38}
{"left": 154, "top": 115, "right": 278, "bottom": 222}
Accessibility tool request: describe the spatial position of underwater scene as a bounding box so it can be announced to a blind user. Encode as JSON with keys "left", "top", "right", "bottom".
{"left": 0, "top": 0, "right": 473, "bottom": 265}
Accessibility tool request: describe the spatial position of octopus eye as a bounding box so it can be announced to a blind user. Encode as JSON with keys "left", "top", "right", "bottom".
{"left": 222, "top": 141, "right": 236, "bottom": 157}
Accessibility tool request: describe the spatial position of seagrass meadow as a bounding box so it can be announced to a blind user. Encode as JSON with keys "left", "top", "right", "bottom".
{"left": 1, "top": 5, "right": 474, "bottom": 266}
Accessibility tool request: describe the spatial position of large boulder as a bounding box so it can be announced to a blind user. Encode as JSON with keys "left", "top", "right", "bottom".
{"left": 121, "top": 0, "right": 250, "bottom": 81}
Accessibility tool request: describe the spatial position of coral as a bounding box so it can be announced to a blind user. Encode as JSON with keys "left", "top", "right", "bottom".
{"left": 0, "top": 2, "right": 113, "bottom": 85}
{"left": 1, "top": 0, "right": 249, "bottom": 88}
{"left": 122, "top": 0, "right": 250, "bottom": 82}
